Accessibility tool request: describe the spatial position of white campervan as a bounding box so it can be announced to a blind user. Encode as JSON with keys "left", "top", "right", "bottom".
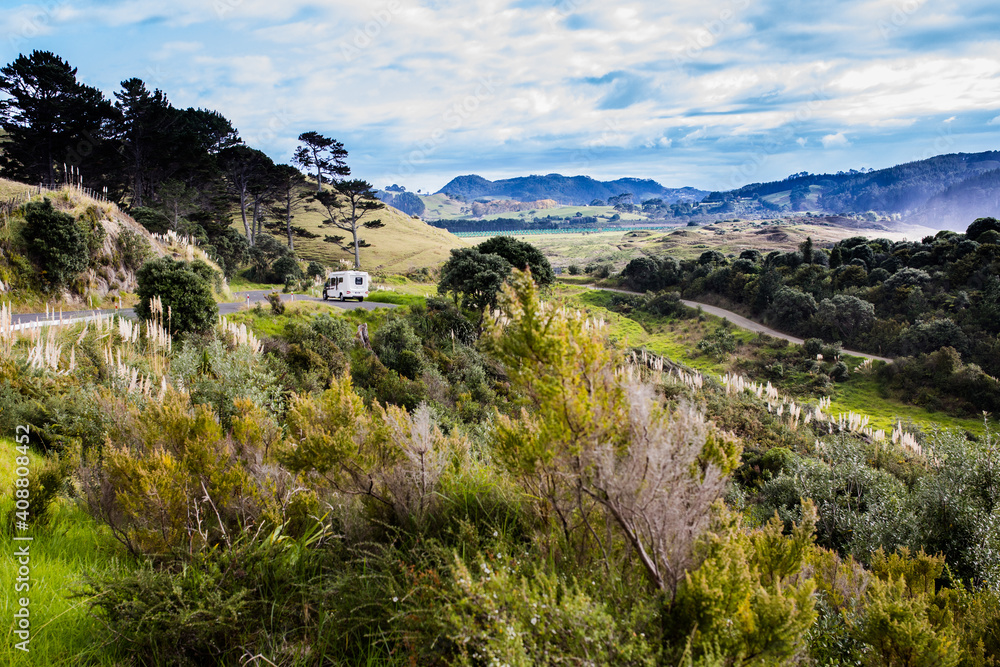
{"left": 323, "top": 270, "right": 370, "bottom": 302}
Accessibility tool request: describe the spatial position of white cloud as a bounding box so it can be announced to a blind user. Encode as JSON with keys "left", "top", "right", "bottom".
{"left": 9, "top": 0, "right": 1000, "bottom": 190}
{"left": 821, "top": 132, "right": 850, "bottom": 148}
{"left": 989, "top": 116, "right": 1000, "bottom": 125}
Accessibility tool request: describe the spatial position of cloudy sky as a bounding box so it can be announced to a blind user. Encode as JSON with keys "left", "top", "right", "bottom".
{"left": 3, "top": 0, "right": 999, "bottom": 192}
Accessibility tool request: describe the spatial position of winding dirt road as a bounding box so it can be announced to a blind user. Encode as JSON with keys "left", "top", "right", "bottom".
{"left": 588, "top": 285, "right": 892, "bottom": 363}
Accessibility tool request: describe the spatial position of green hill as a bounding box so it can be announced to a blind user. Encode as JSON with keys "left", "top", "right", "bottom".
{"left": 266, "top": 196, "right": 469, "bottom": 272}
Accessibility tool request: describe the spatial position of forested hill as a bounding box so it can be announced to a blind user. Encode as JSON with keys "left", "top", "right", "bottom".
{"left": 436, "top": 173, "right": 707, "bottom": 206}
{"left": 705, "top": 151, "right": 1000, "bottom": 228}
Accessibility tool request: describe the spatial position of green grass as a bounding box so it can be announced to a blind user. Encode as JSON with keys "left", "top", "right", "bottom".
{"left": 224, "top": 300, "right": 352, "bottom": 336}
{"left": 828, "top": 371, "right": 986, "bottom": 434}
{"left": 366, "top": 291, "right": 425, "bottom": 307}
{"left": 227, "top": 273, "right": 284, "bottom": 292}
{"left": 0, "top": 439, "right": 134, "bottom": 666}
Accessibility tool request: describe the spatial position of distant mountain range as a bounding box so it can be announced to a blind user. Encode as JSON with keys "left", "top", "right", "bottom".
{"left": 418, "top": 151, "right": 999, "bottom": 228}
{"left": 706, "top": 151, "right": 1000, "bottom": 229}
{"left": 435, "top": 174, "right": 707, "bottom": 206}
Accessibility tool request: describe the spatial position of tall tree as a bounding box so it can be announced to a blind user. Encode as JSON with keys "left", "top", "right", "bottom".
{"left": 266, "top": 164, "right": 314, "bottom": 251}
{"left": 0, "top": 51, "right": 116, "bottom": 186}
{"left": 292, "top": 131, "right": 349, "bottom": 191}
{"left": 113, "top": 78, "right": 174, "bottom": 207}
{"left": 313, "top": 179, "right": 385, "bottom": 269}
{"left": 219, "top": 145, "right": 273, "bottom": 247}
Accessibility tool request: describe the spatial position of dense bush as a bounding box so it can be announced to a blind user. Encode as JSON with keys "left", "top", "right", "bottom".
{"left": 21, "top": 198, "right": 89, "bottom": 290}
{"left": 135, "top": 257, "right": 218, "bottom": 335}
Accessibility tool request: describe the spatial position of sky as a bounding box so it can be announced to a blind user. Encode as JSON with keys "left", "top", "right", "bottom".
{"left": 2, "top": 0, "right": 999, "bottom": 193}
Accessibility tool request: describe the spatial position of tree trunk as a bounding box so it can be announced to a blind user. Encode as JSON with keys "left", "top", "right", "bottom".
{"left": 313, "top": 146, "right": 323, "bottom": 192}
{"left": 285, "top": 194, "right": 294, "bottom": 251}
{"left": 239, "top": 187, "right": 252, "bottom": 246}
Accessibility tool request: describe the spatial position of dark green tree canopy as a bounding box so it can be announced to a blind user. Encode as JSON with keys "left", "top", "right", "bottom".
{"left": 475, "top": 236, "right": 554, "bottom": 286}
{"left": 292, "top": 131, "right": 349, "bottom": 191}
{"left": 0, "top": 50, "right": 116, "bottom": 186}
{"left": 135, "top": 257, "right": 218, "bottom": 335}
{"left": 438, "top": 247, "right": 512, "bottom": 317}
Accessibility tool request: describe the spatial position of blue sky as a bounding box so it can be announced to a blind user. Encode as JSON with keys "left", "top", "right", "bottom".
{"left": 3, "top": 0, "right": 999, "bottom": 192}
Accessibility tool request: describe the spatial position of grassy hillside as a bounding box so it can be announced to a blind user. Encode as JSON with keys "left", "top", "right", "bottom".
{"left": 419, "top": 192, "right": 470, "bottom": 219}
{"left": 256, "top": 197, "right": 469, "bottom": 272}
{"left": 0, "top": 178, "right": 228, "bottom": 311}
{"left": 563, "top": 286, "right": 987, "bottom": 434}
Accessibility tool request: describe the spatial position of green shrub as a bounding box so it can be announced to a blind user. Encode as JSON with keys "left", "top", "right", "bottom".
{"left": 441, "top": 556, "right": 657, "bottom": 666}
{"left": 372, "top": 317, "right": 425, "bottom": 379}
{"left": 135, "top": 257, "right": 218, "bottom": 335}
{"left": 306, "top": 260, "right": 325, "bottom": 278}
{"left": 21, "top": 198, "right": 89, "bottom": 290}
{"left": 117, "top": 228, "right": 151, "bottom": 272}
{"left": 266, "top": 291, "right": 284, "bottom": 316}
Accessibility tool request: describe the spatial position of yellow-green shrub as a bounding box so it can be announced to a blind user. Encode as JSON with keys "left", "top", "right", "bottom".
{"left": 87, "top": 390, "right": 275, "bottom": 556}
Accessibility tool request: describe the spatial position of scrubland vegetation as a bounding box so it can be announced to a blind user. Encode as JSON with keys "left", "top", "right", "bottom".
{"left": 4, "top": 252, "right": 1000, "bottom": 665}
{"left": 617, "top": 218, "right": 1000, "bottom": 418}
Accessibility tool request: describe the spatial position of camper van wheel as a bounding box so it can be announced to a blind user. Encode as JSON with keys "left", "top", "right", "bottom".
{"left": 323, "top": 291, "right": 328, "bottom": 301}
{"left": 339, "top": 293, "right": 345, "bottom": 302}
{"left": 358, "top": 297, "right": 364, "bottom": 302}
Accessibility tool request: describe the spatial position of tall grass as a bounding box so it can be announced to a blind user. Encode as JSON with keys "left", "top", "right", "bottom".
{"left": 0, "top": 439, "right": 135, "bottom": 666}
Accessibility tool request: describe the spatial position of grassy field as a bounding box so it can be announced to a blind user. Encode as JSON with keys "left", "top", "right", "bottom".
{"left": 522, "top": 217, "right": 925, "bottom": 273}
{"left": 0, "top": 439, "right": 133, "bottom": 666}
{"left": 0, "top": 178, "right": 36, "bottom": 200}
{"left": 418, "top": 192, "right": 468, "bottom": 219}
{"left": 469, "top": 204, "right": 648, "bottom": 223}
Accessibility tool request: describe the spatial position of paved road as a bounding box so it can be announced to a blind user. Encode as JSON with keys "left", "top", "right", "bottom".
{"left": 589, "top": 285, "right": 892, "bottom": 363}
{"left": 10, "top": 290, "right": 395, "bottom": 328}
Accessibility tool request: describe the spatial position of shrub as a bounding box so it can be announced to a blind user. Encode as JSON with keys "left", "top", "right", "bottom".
{"left": 567, "top": 263, "right": 580, "bottom": 275}
{"left": 665, "top": 504, "right": 818, "bottom": 664}
{"left": 372, "top": 317, "right": 425, "bottom": 379}
{"left": 117, "top": 228, "right": 151, "bottom": 272}
{"left": 83, "top": 392, "right": 277, "bottom": 555}
{"left": 130, "top": 206, "right": 171, "bottom": 234}
{"left": 135, "top": 257, "right": 218, "bottom": 335}
{"left": 21, "top": 198, "right": 89, "bottom": 290}
{"left": 306, "top": 260, "right": 325, "bottom": 278}
{"left": 696, "top": 325, "right": 738, "bottom": 359}
{"left": 266, "top": 291, "right": 284, "bottom": 316}
{"left": 270, "top": 255, "right": 301, "bottom": 283}
{"left": 440, "top": 556, "right": 656, "bottom": 666}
